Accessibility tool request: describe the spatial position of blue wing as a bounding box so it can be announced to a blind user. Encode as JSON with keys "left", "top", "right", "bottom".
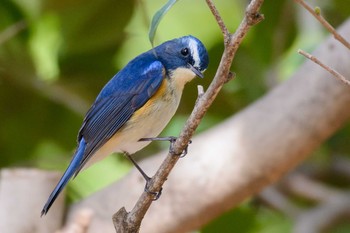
{"left": 41, "top": 55, "right": 165, "bottom": 215}
{"left": 77, "top": 58, "right": 165, "bottom": 173}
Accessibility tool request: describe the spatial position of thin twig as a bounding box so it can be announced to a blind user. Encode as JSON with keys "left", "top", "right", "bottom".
{"left": 294, "top": 192, "right": 350, "bottom": 233}
{"left": 281, "top": 173, "right": 350, "bottom": 232}
{"left": 225, "top": 71, "right": 236, "bottom": 83}
{"left": 294, "top": 0, "right": 350, "bottom": 50}
{"left": 0, "top": 21, "right": 26, "bottom": 45}
{"left": 1, "top": 69, "right": 90, "bottom": 116}
{"left": 113, "top": 0, "right": 265, "bottom": 231}
{"left": 330, "top": 156, "right": 350, "bottom": 180}
{"left": 298, "top": 49, "right": 350, "bottom": 86}
{"left": 258, "top": 187, "right": 301, "bottom": 219}
{"left": 283, "top": 173, "right": 341, "bottom": 203}
{"left": 205, "top": 0, "right": 230, "bottom": 44}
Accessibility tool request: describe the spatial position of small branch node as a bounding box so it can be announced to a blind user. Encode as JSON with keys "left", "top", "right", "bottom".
{"left": 113, "top": 207, "right": 134, "bottom": 233}
{"left": 246, "top": 12, "right": 264, "bottom": 26}
{"left": 224, "top": 71, "right": 236, "bottom": 84}
{"left": 197, "top": 85, "right": 204, "bottom": 97}
{"left": 314, "top": 6, "right": 321, "bottom": 15}
{"left": 195, "top": 85, "right": 205, "bottom": 105}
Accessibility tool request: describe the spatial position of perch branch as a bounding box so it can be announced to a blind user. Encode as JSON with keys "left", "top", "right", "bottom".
{"left": 112, "top": 0, "right": 265, "bottom": 232}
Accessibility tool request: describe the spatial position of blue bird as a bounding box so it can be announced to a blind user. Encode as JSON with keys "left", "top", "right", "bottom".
{"left": 41, "top": 35, "right": 209, "bottom": 215}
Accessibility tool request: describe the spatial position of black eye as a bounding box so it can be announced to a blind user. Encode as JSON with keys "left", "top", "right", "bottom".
{"left": 181, "top": 48, "right": 189, "bottom": 56}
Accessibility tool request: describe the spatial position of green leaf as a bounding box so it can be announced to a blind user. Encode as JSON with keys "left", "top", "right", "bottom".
{"left": 29, "top": 13, "right": 62, "bottom": 81}
{"left": 148, "top": 0, "right": 179, "bottom": 46}
{"left": 201, "top": 204, "right": 256, "bottom": 233}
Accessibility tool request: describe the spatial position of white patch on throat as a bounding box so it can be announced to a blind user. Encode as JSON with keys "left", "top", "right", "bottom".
{"left": 170, "top": 67, "right": 196, "bottom": 91}
{"left": 188, "top": 38, "right": 200, "bottom": 68}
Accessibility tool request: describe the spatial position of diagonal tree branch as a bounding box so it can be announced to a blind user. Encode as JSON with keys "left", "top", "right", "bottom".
{"left": 298, "top": 49, "right": 350, "bottom": 86}
{"left": 294, "top": 0, "right": 350, "bottom": 50}
{"left": 294, "top": 0, "right": 350, "bottom": 86}
{"left": 112, "top": 0, "right": 265, "bottom": 232}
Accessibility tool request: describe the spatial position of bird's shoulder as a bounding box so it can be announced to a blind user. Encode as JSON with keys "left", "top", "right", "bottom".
{"left": 96, "top": 52, "right": 165, "bottom": 100}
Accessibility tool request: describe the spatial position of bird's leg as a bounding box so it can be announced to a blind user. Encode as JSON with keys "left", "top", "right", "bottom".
{"left": 124, "top": 152, "right": 162, "bottom": 200}
{"left": 139, "top": 136, "right": 191, "bottom": 158}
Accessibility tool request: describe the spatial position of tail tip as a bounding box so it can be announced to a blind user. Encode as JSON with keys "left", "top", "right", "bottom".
{"left": 41, "top": 206, "right": 48, "bottom": 217}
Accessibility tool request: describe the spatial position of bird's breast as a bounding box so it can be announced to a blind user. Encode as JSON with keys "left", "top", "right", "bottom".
{"left": 103, "top": 77, "right": 183, "bottom": 155}
{"left": 125, "top": 77, "right": 181, "bottom": 137}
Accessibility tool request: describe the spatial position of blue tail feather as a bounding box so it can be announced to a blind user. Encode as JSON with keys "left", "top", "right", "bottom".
{"left": 41, "top": 138, "right": 86, "bottom": 216}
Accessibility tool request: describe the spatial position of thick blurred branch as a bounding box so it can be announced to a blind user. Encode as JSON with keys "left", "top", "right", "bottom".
{"left": 0, "top": 169, "right": 64, "bottom": 233}
{"left": 112, "top": 0, "right": 265, "bottom": 232}
{"left": 68, "top": 19, "right": 350, "bottom": 233}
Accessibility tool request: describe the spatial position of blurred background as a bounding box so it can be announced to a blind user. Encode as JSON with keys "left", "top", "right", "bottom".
{"left": 1, "top": 0, "right": 350, "bottom": 232}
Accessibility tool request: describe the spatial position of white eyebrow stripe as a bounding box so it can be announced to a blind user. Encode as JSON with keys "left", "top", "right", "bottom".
{"left": 188, "top": 38, "right": 200, "bottom": 67}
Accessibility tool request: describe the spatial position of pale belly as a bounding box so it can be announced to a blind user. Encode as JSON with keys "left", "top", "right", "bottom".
{"left": 109, "top": 96, "right": 180, "bottom": 154}
{"left": 84, "top": 89, "right": 181, "bottom": 167}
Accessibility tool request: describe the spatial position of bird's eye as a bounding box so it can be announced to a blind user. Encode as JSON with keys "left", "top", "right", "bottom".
{"left": 181, "top": 48, "right": 189, "bottom": 56}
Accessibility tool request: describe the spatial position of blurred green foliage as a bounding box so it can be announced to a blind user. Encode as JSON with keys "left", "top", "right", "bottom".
{"left": 202, "top": 204, "right": 292, "bottom": 233}
{"left": 1, "top": 0, "right": 350, "bottom": 232}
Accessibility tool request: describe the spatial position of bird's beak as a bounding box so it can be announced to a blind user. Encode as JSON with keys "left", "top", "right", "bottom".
{"left": 189, "top": 64, "right": 204, "bottom": 78}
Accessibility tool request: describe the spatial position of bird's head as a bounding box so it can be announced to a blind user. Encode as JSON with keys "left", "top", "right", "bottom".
{"left": 154, "top": 35, "right": 209, "bottom": 84}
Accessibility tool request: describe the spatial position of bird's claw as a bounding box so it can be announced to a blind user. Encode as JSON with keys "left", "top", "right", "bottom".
{"left": 139, "top": 136, "right": 191, "bottom": 158}
{"left": 169, "top": 138, "right": 192, "bottom": 158}
{"left": 144, "top": 179, "right": 162, "bottom": 201}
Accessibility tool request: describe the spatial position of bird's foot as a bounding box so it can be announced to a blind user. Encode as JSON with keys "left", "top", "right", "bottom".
{"left": 139, "top": 136, "right": 191, "bottom": 157}
{"left": 144, "top": 177, "right": 163, "bottom": 201}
